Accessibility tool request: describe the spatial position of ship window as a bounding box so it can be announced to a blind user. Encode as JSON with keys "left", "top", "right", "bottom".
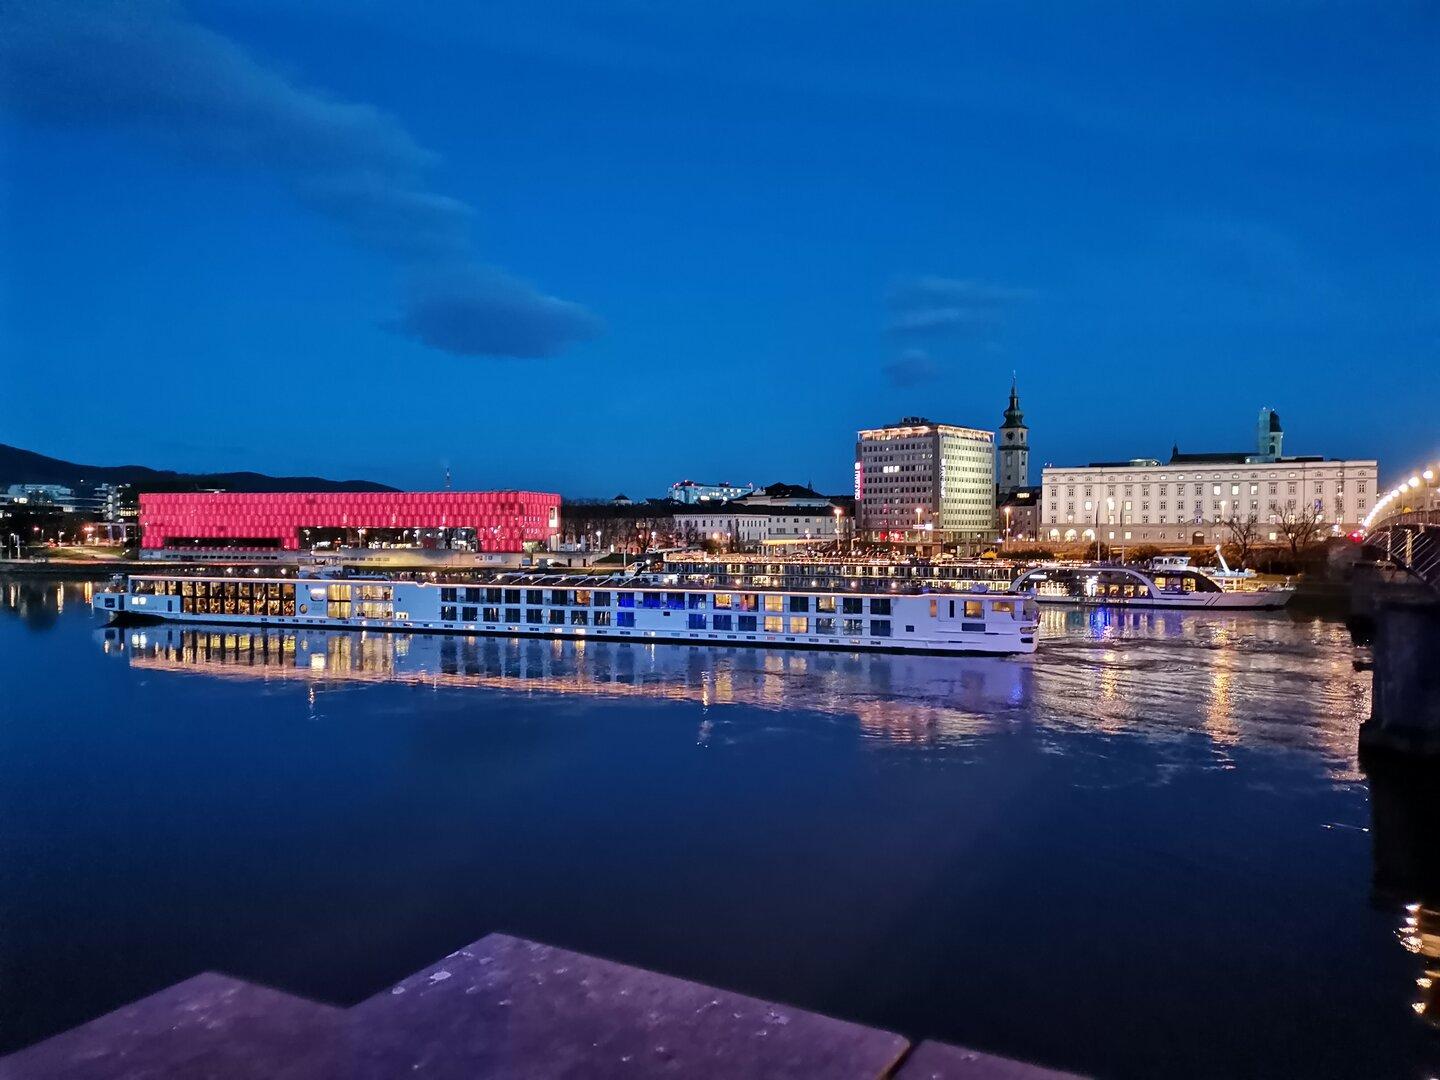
{"left": 617, "top": 592, "right": 634, "bottom": 607}
{"left": 738, "top": 615, "right": 757, "bottom": 632}
{"left": 869, "top": 598, "right": 892, "bottom": 615}
{"left": 993, "top": 601, "right": 1014, "bottom": 615}
{"left": 764, "top": 594, "right": 784, "bottom": 612}
{"left": 815, "top": 617, "right": 835, "bottom": 634}
{"left": 483, "top": 607, "right": 500, "bottom": 622}
{"left": 527, "top": 589, "right": 544, "bottom": 605}
{"left": 526, "top": 609, "right": 543, "bottom": 624}
{"left": 575, "top": 590, "right": 591, "bottom": 606}
{"left": 713, "top": 614, "right": 732, "bottom": 631}
{"left": 592, "top": 591, "right": 611, "bottom": 607}
{"left": 504, "top": 589, "right": 521, "bottom": 604}
{"left": 593, "top": 611, "right": 612, "bottom": 626}
{"left": 666, "top": 592, "right": 686, "bottom": 610}
{"left": 788, "top": 616, "right": 808, "bottom": 634}
{"left": 816, "top": 596, "right": 836, "bottom": 613}
{"left": 642, "top": 592, "right": 662, "bottom": 609}
{"left": 617, "top": 611, "right": 635, "bottom": 627}
{"left": 763, "top": 616, "right": 784, "bottom": 633}
{"left": 842, "top": 597, "right": 863, "bottom": 614}
{"left": 462, "top": 606, "right": 478, "bottom": 621}
{"left": 737, "top": 593, "right": 758, "bottom": 611}
{"left": 688, "top": 614, "right": 706, "bottom": 629}
{"left": 788, "top": 596, "right": 809, "bottom": 612}
{"left": 870, "top": 619, "right": 891, "bottom": 637}
{"left": 713, "top": 593, "right": 732, "bottom": 609}
{"left": 463, "top": 587, "right": 481, "bottom": 603}
{"left": 964, "top": 600, "right": 984, "bottom": 618}
{"left": 548, "top": 609, "right": 566, "bottom": 624}
{"left": 843, "top": 618, "right": 864, "bottom": 635}
{"left": 571, "top": 610, "right": 588, "bottom": 625}
{"left": 505, "top": 607, "right": 521, "bottom": 622}
{"left": 549, "top": 590, "right": 569, "bottom": 606}
{"left": 687, "top": 593, "right": 707, "bottom": 609}
{"left": 486, "top": 588, "right": 503, "bottom": 604}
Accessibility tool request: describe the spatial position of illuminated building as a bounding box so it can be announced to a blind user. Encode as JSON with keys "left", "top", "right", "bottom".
{"left": 138, "top": 491, "right": 560, "bottom": 558}
{"left": 1040, "top": 408, "right": 1378, "bottom": 544}
{"left": 855, "top": 417, "right": 996, "bottom": 544}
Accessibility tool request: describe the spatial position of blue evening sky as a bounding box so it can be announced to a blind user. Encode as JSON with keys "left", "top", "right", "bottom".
{"left": 2, "top": 1, "right": 1436, "bottom": 496}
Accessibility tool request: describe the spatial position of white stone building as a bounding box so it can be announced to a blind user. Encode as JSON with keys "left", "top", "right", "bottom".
{"left": 855, "top": 417, "right": 995, "bottom": 542}
{"left": 1040, "top": 410, "right": 1377, "bottom": 544}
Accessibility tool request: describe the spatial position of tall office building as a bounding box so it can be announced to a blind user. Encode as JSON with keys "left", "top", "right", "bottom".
{"left": 855, "top": 417, "right": 996, "bottom": 542}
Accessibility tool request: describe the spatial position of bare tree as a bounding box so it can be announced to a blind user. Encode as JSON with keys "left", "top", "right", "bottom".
{"left": 1276, "top": 502, "right": 1325, "bottom": 558}
{"left": 1221, "top": 510, "right": 1261, "bottom": 567}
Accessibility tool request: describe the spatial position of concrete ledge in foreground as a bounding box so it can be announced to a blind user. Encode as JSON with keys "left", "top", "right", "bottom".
{"left": 1, "top": 933, "right": 1083, "bottom": 1079}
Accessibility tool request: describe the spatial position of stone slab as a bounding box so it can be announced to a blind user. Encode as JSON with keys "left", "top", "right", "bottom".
{"left": 349, "top": 932, "right": 910, "bottom": 1078}
{"left": 0, "top": 972, "right": 347, "bottom": 1080}
{"left": 895, "top": 1039, "right": 1086, "bottom": 1079}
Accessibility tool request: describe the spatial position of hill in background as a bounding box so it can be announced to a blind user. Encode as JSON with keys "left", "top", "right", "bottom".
{"left": 0, "top": 443, "right": 396, "bottom": 494}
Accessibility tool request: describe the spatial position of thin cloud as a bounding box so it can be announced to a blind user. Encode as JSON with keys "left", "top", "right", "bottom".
{"left": 0, "top": 0, "right": 597, "bottom": 360}
{"left": 882, "top": 348, "right": 941, "bottom": 387}
{"left": 887, "top": 276, "right": 1032, "bottom": 338}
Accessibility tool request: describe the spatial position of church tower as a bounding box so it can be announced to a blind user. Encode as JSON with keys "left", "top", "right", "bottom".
{"left": 998, "top": 377, "right": 1029, "bottom": 497}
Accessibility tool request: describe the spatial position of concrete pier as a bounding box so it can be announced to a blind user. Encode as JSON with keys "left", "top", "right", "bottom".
{"left": 0, "top": 934, "right": 1081, "bottom": 1079}
{"left": 1360, "top": 599, "right": 1440, "bottom": 758}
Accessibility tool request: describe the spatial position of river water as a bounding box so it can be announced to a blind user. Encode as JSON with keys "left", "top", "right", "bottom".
{"left": 1, "top": 578, "right": 1436, "bottom": 1077}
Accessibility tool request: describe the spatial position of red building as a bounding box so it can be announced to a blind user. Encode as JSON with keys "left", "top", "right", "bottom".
{"left": 139, "top": 491, "right": 560, "bottom": 553}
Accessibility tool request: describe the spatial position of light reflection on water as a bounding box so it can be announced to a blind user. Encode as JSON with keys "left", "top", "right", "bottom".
{"left": 87, "top": 594, "right": 1372, "bottom": 780}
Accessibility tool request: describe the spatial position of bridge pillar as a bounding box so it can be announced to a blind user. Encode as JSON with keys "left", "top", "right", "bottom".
{"left": 1361, "top": 599, "right": 1440, "bottom": 757}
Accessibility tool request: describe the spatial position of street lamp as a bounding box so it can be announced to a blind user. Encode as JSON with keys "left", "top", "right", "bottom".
{"left": 1003, "top": 506, "right": 1012, "bottom": 546}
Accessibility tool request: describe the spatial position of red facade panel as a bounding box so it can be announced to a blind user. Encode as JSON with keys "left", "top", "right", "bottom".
{"left": 139, "top": 491, "right": 560, "bottom": 553}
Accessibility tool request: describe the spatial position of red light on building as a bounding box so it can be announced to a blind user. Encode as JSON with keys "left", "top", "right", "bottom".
{"left": 139, "top": 491, "right": 560, "bottom": 553}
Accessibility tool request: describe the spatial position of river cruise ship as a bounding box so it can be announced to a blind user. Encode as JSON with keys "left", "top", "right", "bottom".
{"left": 1013, "top": 564, "right": 1293, "bottom": 610}
{"left": 93, "top": 572, "right": 1039, "bottom": 655}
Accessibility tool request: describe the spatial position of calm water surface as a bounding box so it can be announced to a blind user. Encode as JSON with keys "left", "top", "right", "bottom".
{"left": 2, "top": 578, "right": 1437, "bottom": 1077}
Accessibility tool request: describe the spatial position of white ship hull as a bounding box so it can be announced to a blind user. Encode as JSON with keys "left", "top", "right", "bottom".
{"left": 94, "top": 574, "right": 1039, "bottom": 656}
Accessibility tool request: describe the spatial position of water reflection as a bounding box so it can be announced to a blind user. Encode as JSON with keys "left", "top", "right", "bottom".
{"left": 95, "top": 604, "right": 1372, "bottom": 774}
{"left": 0, "top": 578, "right": 93, "bottom": 631}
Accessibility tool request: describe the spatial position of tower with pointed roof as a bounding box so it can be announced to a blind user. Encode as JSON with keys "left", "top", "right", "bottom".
{"left": 997, "top": 377, "right": 1029, "bottom": 497}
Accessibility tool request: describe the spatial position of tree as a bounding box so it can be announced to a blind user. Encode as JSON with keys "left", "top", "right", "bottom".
{"left": 1221, "top": 510, "right": 1262, "bottom": 567}
{"left": 1276, "top": 502, "right": 1325, "bottom": 558}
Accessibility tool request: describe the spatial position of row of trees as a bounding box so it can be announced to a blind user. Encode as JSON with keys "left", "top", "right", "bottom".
{"left": 1220, "top": 503, "right": 1328, "bottom": 563}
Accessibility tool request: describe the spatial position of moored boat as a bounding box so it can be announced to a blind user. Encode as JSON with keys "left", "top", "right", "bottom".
{"left": 1013, "top": 563, "right": 1293, "bottom": 610}
{"left": 93, "top": 571, "right": 1039, "bottom": 655}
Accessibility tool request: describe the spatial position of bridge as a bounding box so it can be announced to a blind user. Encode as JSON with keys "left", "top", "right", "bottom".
{"left": 1361, "top": 461, "right": 1440, "bottom": 596}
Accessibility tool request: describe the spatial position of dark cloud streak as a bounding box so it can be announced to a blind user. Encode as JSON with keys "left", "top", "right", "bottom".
{"left": 0, "top": 0, "right": 596, "bottom": 359}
